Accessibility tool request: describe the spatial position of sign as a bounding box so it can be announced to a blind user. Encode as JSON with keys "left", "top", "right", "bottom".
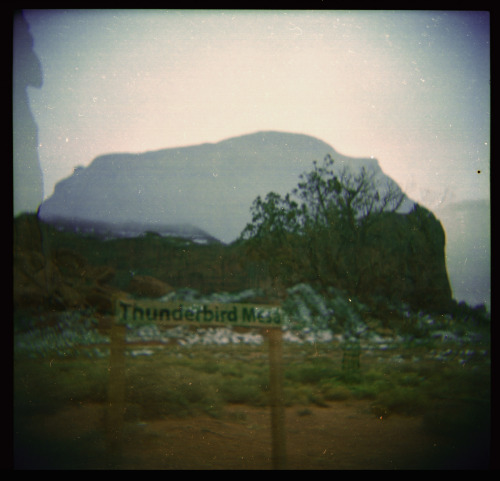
{"left": 108, "top": 297, "right": 287, "bottom": 469}
{"left": 115, "top": 298, "right": 283, "bottom": 328}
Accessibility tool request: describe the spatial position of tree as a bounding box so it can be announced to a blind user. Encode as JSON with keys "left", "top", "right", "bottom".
{"left": 240, "top": 154, "right": 405, "bottom": 293}
{"left": 240, "top": 192, "right": 305, "bottom": 285}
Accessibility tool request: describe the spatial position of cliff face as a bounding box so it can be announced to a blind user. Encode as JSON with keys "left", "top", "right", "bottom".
{"left": 359, "top": 206, "right": 452, "bottom": 312}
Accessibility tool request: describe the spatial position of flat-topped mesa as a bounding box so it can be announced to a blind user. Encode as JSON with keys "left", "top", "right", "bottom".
{"left": 38, "top": 131, "right": 414, "bottom": 244}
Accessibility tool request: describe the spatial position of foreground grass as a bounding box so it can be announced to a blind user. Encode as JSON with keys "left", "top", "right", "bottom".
{"left": 14, "top": 341, "right": 490, "bottom": 440}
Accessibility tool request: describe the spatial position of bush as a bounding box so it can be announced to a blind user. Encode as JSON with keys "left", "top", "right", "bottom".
{"left": 218, "top": 375, "right": 267, "bottom": 405}
{"left": 376, "top": 386, "right": 428, "bottom": 416}
{"left": 285, "top": 358, "right": 340, "bottom": 384}
{"left": 15, "top": 358, "right": 108, "bottom": 416}
{"left": 283, "top": 384, "right": 318, "bottom": 406}
{"left": 319, "top": 381, "right": 352, "bottom": 401}
{"left": 126, "top": 362, "right": 223, "bottom": 419}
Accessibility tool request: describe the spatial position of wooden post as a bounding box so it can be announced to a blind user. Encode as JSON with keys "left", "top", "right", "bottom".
{"left": 106, "top": 321, "right": 126, "bottom": 460}
{"left": 268, "top": 327, "right": 287, "bottom": 470}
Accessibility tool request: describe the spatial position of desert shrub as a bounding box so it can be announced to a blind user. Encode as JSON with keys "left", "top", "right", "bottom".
{"left": 218, "top": 374, "right": 267, "bottom": 406}
{"left": 126, "top": 361, "right": 223, "bottom": 419}
{"left": 334, "top": 369, "right": 363, "bottom": 385}
{"left": 285, "top": 358, "right": 339, "bottom": 385}
{"left": 283, "top": 384, "right": 318, "bottom": 406}
{"left": 196, "top": 361, "right": 220, "bottom": 374}
{"left": 14, "top": 358, "right": 108, "bottom": 416}
{"left": 215, "top": 362, "right": 247, "bottom": 378}
{"left": 319, "top": 381, "right": 352, "bottom": 401}
{"left": 420, "top": 365, "right": 490, "bottom": 403}
{"left": 349, "top": 383, "right": 379, "bottom": 400}
{"left": 394, "top": 372, "right": 423, "bottom": 387}
{"left": 376, "top": 386, "right": 428, "bottom": 415}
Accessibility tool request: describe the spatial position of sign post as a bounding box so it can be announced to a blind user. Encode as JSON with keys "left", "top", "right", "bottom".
{"left": 108, "top": 298, "right": 287, "bottom": 469}
{"left": 268, "top": 327, "right": 287, "bottom": 470}
{"left": 106, "top": 321, "right": 126, "bottom": 460}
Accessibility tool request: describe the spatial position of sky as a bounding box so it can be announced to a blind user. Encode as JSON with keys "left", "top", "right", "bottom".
{"left": 19, "top": 9, "right": 490, "bottom": 211}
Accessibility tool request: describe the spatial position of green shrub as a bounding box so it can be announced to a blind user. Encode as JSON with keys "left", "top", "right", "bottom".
{"left": 126, "top": 362, "right": 223, "bottom": 419}
{"left": 319, "top": 381, "right": 352, "bottom": 401}
{"left": 285, "top": 358, "right": 340, "bottom": 385}
{"left": 218, "top": 375, "right": 266, "bottom": 405}
{"left": 377, "top": 386, "right": 428, "bottom": 415}
{"left": 283, "top": 384, "right": 317, "bottom": 406}
{"left": 350, "top": 383, "right": 379, "bottom": 400}
{"left": 14, "top": 358, "right": 108, "bottom": 416}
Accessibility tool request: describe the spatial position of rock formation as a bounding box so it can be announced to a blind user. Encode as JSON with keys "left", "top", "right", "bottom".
{"left": 357, "top": 205, "right": 453, "bottom": 312}
{"left": 38, "top": 131, "right": 415, "bottom": 244}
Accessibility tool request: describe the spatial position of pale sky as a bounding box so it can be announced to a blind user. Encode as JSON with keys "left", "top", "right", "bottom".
{"left": 21, "top": 9, "right": 490, "bottom": 212}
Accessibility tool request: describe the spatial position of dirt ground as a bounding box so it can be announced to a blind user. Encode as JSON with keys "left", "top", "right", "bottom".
{"left": 14, "top": 399, "right": 491, "bottom": 470}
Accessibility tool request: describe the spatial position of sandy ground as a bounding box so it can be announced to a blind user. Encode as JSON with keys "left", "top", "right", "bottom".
{"left": 13, "top": 399, "right": 491, "bottom": 470}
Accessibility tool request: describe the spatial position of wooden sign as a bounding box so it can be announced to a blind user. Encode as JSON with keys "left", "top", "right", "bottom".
{"left": 107, "top": 297, "right": 287, "bottom": 469}
{"left": 115, "top": 298, "right": 284, "bottom": 328}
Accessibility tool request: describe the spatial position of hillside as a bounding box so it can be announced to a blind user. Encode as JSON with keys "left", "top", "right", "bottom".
{"left": 13, "top": 213, "right": 276, "bottom": 316}
{"left": 14, "top": 206, "right": 460, "bottom": 319}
